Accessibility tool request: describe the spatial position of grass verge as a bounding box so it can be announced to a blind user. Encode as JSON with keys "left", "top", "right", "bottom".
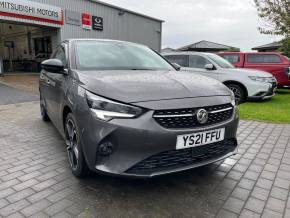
{"left": 239, "top": 89, "right": 290, "bottom": 123}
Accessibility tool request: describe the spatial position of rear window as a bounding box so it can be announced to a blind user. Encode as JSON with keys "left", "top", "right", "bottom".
{"left": 220, "top": 54, "right": 240, "bottom": 64}
{"left": 164, "top": 55, "right": 189, "bottom": 67}
{"left": 247, "top": 54, "right": 282, "bottom": 63}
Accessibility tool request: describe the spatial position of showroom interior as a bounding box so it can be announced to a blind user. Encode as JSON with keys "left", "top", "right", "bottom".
{"left": 0, "top": 21, "right": 58, "bottom": 74}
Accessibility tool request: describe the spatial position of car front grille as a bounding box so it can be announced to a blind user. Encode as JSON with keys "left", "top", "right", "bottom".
{"left": 153, "top": 103, "right": 234, "bottom": 129}
{"left": 269, "top": 82, "right": 277, "bottom": 95}
{"left": 126, "top": 139, "right": 237, "bottom": 175}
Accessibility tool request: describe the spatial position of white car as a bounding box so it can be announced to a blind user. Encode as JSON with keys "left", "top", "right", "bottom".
{"left": 163, "top": 52, "right": 277, "bottom": 103}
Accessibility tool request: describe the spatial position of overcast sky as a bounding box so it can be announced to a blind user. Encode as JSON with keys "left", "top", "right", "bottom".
{"left": 104, "top": 0, "right": 281, "bottom": 51}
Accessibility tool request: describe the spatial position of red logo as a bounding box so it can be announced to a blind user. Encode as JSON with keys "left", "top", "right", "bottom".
{"left": 82, "top": 13, "right": 92, "bottom": 30}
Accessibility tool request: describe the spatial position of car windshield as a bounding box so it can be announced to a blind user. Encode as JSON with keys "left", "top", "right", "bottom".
{"left": 206, "top": 53, "right": 235, "bottom": 69}
{"left": 74, "top": 41, "right": 175, "bottom": 71}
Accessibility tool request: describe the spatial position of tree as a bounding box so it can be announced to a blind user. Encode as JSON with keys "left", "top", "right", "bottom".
{"left": 226, "top": 47, "right": 241, "bottom": 52}
{"left": 254, "top": 0, "right": 290, "bottom": 56}
{"left": 279, "top": 38, "right": 290, "bottom": 57}
{"left": 254, "top": 0, "right": 290, "bottom": 37}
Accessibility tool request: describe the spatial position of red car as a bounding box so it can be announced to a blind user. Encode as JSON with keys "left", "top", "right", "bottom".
{"left": 219, "top": 52, "right": 290, "bottom": 87}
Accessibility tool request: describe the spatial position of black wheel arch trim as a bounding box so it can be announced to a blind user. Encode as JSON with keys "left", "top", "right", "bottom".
{"left": 223, "top": 80, "right": 248, "bottom": 98}
{"left": 62, "top": 106, "right": 93, "bottom": 172}
{"left": 62, "top": 104, "right": 73, "bottom": 133}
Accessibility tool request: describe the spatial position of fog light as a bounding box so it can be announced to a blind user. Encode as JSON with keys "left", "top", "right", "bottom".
{"left": 98, "top": 141, "right": 114, "bottom": 156}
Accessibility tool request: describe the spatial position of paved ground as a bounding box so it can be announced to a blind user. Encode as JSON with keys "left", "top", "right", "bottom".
{"left": 0, "top": 101, "right": 290, "bottom": 218}
{"left": 0, "top": 83, "right": 39, "bottom": 105}
{"left": 0, "top": 74, "right": 39, "bottom": 94}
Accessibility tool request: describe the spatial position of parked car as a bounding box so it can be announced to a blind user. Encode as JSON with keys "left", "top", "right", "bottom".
{"left": 218, "top": 52, "right": 290, "bottom": 87}
{"left": 39, "top": 39, "right": 239, "bottom": 178}
{"left": 163, "top": 52, "right": 277, "bottom": 103}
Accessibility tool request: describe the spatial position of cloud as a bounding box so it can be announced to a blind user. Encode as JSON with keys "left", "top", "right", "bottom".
{"left": 104, "top": 0, "right": 281, "bottom": 51}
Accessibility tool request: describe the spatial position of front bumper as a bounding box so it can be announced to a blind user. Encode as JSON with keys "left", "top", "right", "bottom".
{"left": 124, "top": 138, "right": 238, "bottom": 178}
{"left": 248, "top": 82, "right": 277, "bottom": 101}
{"left": 78, "top": 103, "right": 239, "bottom": 178}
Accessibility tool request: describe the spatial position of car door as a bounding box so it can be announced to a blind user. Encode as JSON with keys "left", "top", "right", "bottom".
{"left": 185, "top": 55, "right": 220, "bottom": 80}
{"left": 44, "top": 45, "right": 68, "bottom": 129}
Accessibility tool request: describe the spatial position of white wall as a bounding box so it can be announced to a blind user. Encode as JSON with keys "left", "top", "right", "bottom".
{"left": 0, "top": 0, "right": 163, "bottom": 55}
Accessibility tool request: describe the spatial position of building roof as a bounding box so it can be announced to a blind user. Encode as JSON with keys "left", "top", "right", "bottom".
{"left": 161, "top": 47, "right": 176, "bottom": 52}
{"left": 178, "top": 40, "right": 238, "bottom": 51}
{"left": 252, "top": 41, "right": 282, "bottom": 50}
{"left": 161, "top": 51, "right": 218, "bottom": 56}
{"left": 90, "top": 0, "right": 164, "bottom": 22}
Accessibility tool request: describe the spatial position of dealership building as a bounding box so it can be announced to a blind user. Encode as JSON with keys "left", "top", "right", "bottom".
{"left": 0, "top": 0, "right": 163, "bottom": 74}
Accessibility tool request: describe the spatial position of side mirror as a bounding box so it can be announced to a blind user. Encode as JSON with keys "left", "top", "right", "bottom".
{"left": 41, "top": 59, "right": 65, "bottom": 74}
{"left": 172, "top": 63, "right": 181, "bottom": 71}
{"left": 204, "top": 63, "right": 215, "bottom": 70}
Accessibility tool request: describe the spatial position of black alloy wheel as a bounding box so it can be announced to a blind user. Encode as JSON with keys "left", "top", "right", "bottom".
{"left": 226, "top": 84, "right": 245, "bottom": 104}
{"left": 65, "top": 113, "right": 88, "bottom": 177}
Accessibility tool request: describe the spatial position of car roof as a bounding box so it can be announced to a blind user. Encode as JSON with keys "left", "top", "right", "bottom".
{"left": 162, "top": 51, "right": 212, "bottom": 56}
{"left": 219, "top": 51, "right": 283, "bottom": 55}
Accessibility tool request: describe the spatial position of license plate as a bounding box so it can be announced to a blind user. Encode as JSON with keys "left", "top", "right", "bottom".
{"left": 176, "top": 128, "right": 225, "bottom": 150}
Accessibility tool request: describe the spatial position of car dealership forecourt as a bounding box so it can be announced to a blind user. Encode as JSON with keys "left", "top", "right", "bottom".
{"left": 0, "top": 0, "right": 290, "bottom": 217}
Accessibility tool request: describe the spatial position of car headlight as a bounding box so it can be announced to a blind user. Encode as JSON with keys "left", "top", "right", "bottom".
{"left": 248, "top": 76, "right": 275, "bottom": 83}
{"left": 230, "top": 90, "right": 236, "bottom": 106}
{"left": 86, "top": 91, "right": 144, "bottom": 121}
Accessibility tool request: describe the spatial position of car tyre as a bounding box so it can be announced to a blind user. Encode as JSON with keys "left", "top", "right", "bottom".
{"left": 65, "top": 113, "right": 89, "bottom": 178}
{"left": 226, "top": 84, "right": 246, "bottom": 104}
{"left": 40, "top": 98, "right": 50, "bottom": 122}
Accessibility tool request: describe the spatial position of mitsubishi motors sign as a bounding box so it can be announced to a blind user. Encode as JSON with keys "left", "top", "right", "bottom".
{"left": 0, "top": 0, "right": 63, "bottom": 25}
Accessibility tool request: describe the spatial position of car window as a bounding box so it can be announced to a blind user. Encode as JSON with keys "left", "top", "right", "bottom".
{"left": 247, "top": 54, "right": 282, "bottom": 63}
{"left": 221, "top": 54, "right": 240, "bottom": 63}
{"left": 164, "top": 55, "right": 189, "bottom": 67}
{"left": 52, "top": 47, "right": 67, "bottom": 66}
{"left": 206, "top": 53, "right": 235, "bottom": 69}
{"left": 189, "top": 55, "right": 211, "bottom": 68}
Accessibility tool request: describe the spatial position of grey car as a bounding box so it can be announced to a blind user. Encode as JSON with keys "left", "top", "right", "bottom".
{"left": 39, "top": 39, "right": 239, "bottom": 178}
